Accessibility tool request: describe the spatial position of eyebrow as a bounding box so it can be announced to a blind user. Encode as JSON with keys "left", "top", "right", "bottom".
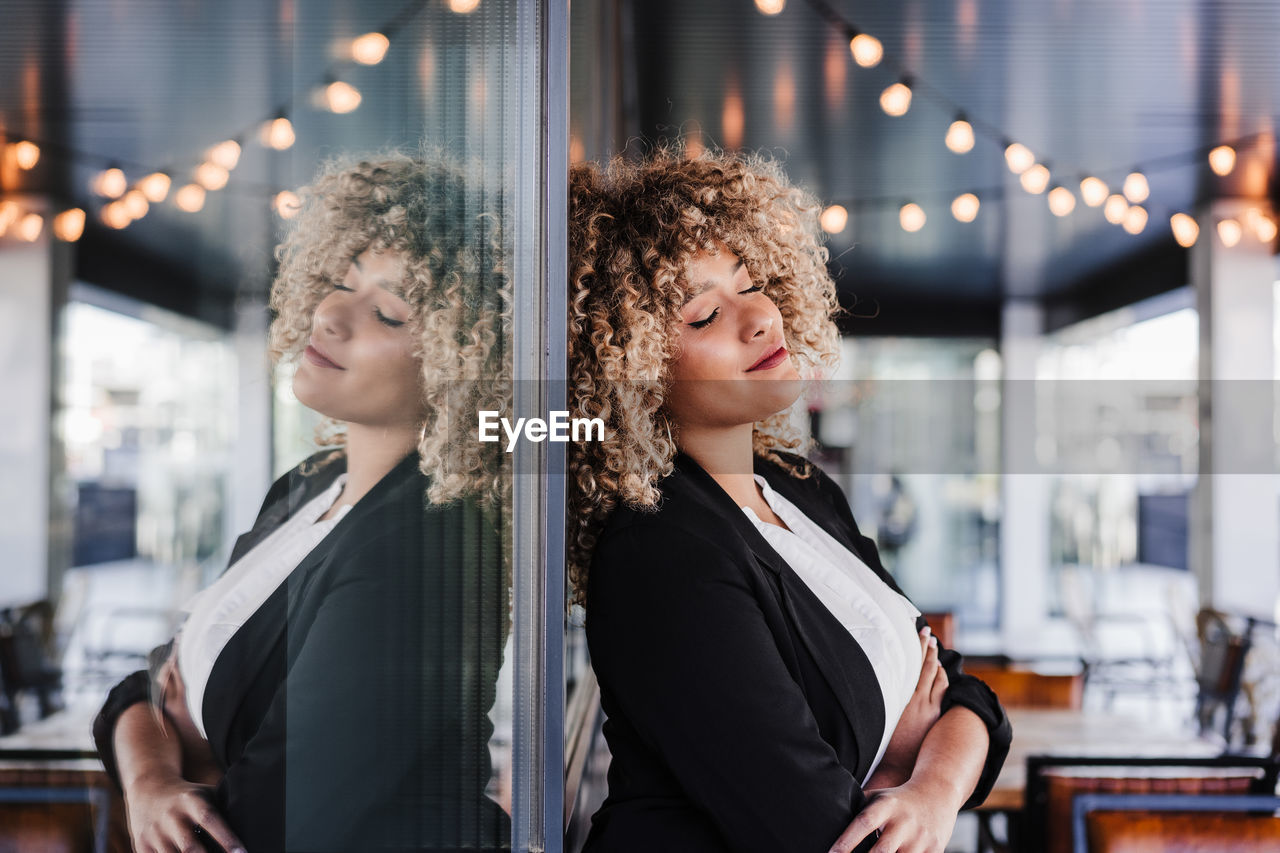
{"left": 686, "top": 257, "right": 746, "bottom": 302}
{"left": 350, "top": 255, "right": 408, "bottom": 300}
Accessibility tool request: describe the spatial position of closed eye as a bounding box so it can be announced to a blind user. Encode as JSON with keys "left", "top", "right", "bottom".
{"left": 374, "top": 308, "right": 405, "bottom": 328}
{"left": 688, "top": 308, "right": 719, "bottom": 329}
{"left": 738, "top": 284, "right": 763, "bottom": 294}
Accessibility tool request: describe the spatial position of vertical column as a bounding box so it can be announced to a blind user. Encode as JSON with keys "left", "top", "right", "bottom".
{"left": 0, "top": 217, "right": 54, "bottom": 606}
{"left": 1191, "top": 199, "right": 1278, "bottom": 618}
{"left": 228, "top": 298, "right": 272, "bottom": 539}
{"left": 1000, "top": 300, "right": 1053, "bottom": 649}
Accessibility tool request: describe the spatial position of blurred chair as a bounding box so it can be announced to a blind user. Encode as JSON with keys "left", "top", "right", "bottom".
{"left": 966, "top": 666, "right": 1084, "bottom": 711}
{"left": 0, "top": 603, "right": 64, "bottom": 731}
{"left": 1021, "top": 754, "right": 1280, "bottom": 853}
{"left": 1072, "top": 792, "right": 1280, "bottom": 853}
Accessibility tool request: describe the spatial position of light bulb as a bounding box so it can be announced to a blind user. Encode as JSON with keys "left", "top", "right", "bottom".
{"left": 1079, "top": 177, "right": 1108, "bottom": 207}
{"left": 1169, "top": 213, "right": 1199, "bottom": 248}
{"left": 899, "top": 203, "right": 926, "bottom": 232}
{"left": 849, "top": 33, "right": 883, "bottom": 68}
{"left": 1208, "top": 145, "right": 1236, "bottom": 177}
{"left": 1123, "top": 171, "right": 1149, "bottom": 203}
{"left": 174, "top": 184, "right": 206, "bottom": 212}
{"left": 138, "top": 172, "right": 171, "bottom": 203}
{"left": 351, "top": 32, "right": 390, "bottom": 65}
{"left": 261, "top": 117, "right": 296, "bottom": 151}
{"left": 819, "top": 204, "right": 848, "bottom": 234}
{"left": 274, "top": 190, "right": 302, "bottom": 219}
{"left": 1048, "top": 186, "right": 1076, "bottom": 216}
{"left": 945, "top": 118, "right": 974, "bottom": 154}
{"left": 101, "top": 201, "right": 132, "bottom": 229}
{"left": 1020, "top": 164, "right": 1050, "bottom": 194}
{"left": 93, "top": 167, "right": 127, "bottom": 198}
{"left": 1103, "top": 194, "right": 1128, "bottom": 224}
{"left": 195, "top": 162, "right": 230, "bottom": 191}
{"left": 0, "top": 201, "right": 19, "bottom": 234}
{"left": 13, "top": 140, "right": 40, "bottom": 169}
{"left": 951, "top": 193, "right": 980, "bottom": 223}
{"left": 1254, "top": 215, "right": 1277, "bottom": 243}
{"left": 448, "top": 0, "right": 481, "bottom": 13}
{"left": 324, "top": 80, "right": 362, "bottom": 114}
{"left": 754, "top": 0, "right": 785, "bottom": 14}
{"left": 1123, "top": 205, "right": 1148, "bottom": 235}
{"left": 122, "top": 189, "right": 149, "bottom": 219}
{"left": 1004, "top": 143, "right": 1034, "bottom": 175}
{"left": 1217, "top": 218, "right": 1242, "bottom": 247}
{"left": 208, "top": 139, "right": 241, "bottom": 170}
{"left": 879, "top": 81, "right": 912, "bottom": 117}
{"left": 17, "top": 212, "right": 43, "bottom": 242}
{"left": 53, "top": 208, "right": 85, "bottom": 242}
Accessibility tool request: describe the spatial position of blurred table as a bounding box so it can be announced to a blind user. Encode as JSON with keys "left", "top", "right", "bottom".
{"left": 981, "top": 708, "right": 1222, "bottom": 812}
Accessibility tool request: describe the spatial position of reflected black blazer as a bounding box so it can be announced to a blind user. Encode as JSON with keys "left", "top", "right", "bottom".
{"left": 583, "top": 452, "right": 1011, "bottom": 853}
{"left": 94, "top": 452, "right": 510, "bottom": 852}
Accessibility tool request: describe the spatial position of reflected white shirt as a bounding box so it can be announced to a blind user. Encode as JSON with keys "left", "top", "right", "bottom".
{"left": 177, "top": 474, "right": 351, "bottom": 739}
{"left": 741, "top": 474, "right": 921, "bottom": 780}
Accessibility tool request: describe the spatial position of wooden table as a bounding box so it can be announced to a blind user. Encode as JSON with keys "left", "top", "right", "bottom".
{"left": 980, "top": 708, "right": 1222, "bottom": 812}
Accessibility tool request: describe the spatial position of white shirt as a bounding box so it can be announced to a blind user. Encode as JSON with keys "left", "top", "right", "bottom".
{"left": 177, "top": 474, "right": 352, "bottom": 739}
{"left": 741, "top": 475, "right": 922, "bottom": 779}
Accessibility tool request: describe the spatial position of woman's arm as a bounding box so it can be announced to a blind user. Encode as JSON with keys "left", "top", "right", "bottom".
{"left": 830, "top": 706, "right": 988, "bottom": 853}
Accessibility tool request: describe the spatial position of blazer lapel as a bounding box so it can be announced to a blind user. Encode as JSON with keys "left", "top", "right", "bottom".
{"left": 671, "top": 453, "right": 886, "bottom": 778}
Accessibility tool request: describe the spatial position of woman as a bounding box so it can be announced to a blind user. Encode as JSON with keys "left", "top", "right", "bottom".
{"left": 92, "top": 154, "right": 512, "bottom": 852}
{"left": 567, "top": 150, "right": 1011, "bottom": 853}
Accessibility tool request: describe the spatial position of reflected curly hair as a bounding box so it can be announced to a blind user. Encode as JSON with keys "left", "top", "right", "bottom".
{"left": 567, "top": 148, "right": 841, "bottom": 604}
{"left": 269, "top": 151, "right": 510, "bottom": 507}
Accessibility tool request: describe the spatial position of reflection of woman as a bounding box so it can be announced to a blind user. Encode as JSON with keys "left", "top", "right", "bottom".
{"left": 92, "top": 154, "right": 511, "bottom": 852}
{"left": 567, "top": 151, "right": 1011, "bottom": 853}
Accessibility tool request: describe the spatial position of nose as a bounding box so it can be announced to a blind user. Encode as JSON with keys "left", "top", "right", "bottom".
{"left": 312, "top": 291, "right": 352, "bottom": 340}
{"left": 741, "top": 297, "right": 775, "bottom": 342}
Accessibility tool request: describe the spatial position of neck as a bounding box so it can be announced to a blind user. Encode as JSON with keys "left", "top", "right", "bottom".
{"left": 339, "top": 422, "right": 419, "bottom": 507}
{"left": 678, "top": 422, "right": 761, "bottom": 509}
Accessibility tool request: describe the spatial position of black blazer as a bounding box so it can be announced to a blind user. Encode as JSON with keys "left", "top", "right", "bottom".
{"left": 583, "top": 452, "right": 1011, "bottom": 853}
{"left": 95, "top": 452, "right": 510, "bottom": 852}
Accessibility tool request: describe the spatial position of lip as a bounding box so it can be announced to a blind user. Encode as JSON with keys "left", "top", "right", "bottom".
{"left": 304, "top": 343, "right": 345, "bottom": 370}
{"left": 747, "top": 345, "right": 789, "bottom": 372}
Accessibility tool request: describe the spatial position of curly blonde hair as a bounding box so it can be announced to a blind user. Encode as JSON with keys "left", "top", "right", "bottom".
{"left": 567, "top": 148, "right": 842, "bottom": 604}
{"left": 269, "top": 151, "right": 510, "bottom": 507}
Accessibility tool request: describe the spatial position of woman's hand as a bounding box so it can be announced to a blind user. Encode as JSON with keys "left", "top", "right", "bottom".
{"left": 828, "top": 776, "right": 962, "bottom": 853}
{"left": 124, "top": 772, "right": 245, "bottom": 853}
{"left": 157, "top": 649, "right": 223, "bottom": 786}
{"left": 869, "top": 627, "right": 947, "bottom": 787}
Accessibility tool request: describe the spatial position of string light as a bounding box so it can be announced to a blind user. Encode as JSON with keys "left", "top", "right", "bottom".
{"left": 899, "top": 202, "right": 926, "bottom": 232}
{"left": 194, "top": 162, "right": 230, "bottom": 191}
{"left": 92, "top": 167, "right": 127, "bottom": 198}
{"left": 1079, "top": 177, "right": 1108, "bottom": 207}
{"left": 1254, "top": 214, "right": 1277, "bottom": 243}
{"left": 321, "top": 80, "right": 363, "bottom": 114}
{"left": 448, "top": 0, "right": 481, "bottom": 12}
{"left": 849, "top": 32, "right": 883, "bottom": 68}
{"left": 17, "top": 213, "right": 43, "bottom": 241}
{"left": 138, "top": 171, "right": 171, "bottom": 203}
{"left": 1169, "top": 213, "right": 1199, "bottom": 248}
{"left": 1123, "top": 205, "right": 1148, "bottom": 235}
{"left": 1020, "top": 164, "right": 1050, "bottom": 194}
{"left": 122, "top": 189, "right": 149, "bottom": 219}
{"left": 1103, "top": 194, "right": 1128, "bottom": 225}
{"left": 1047, "top": 186, "right": 1076, "bottom": 216}
{"left": 0, "top": 201, "right": 18, "bottom": 235}
{"left": 174, "top": 183, "right": 207, "bottom": 212}
{"left": 1217, "top": 218, "right": 1242, "bottom": 247}
{"left": 1122, "top": 171, "right": 1149, "bottom": 203}
{"left": 1208, "top": 145, "right": 1236, "bottom": 177}
{"left": 53, "top": 208, "right": 85, "bottom": 242}
{"left": 819, "top": 204, "right": 848, "bottom": 234}
{"left": 1004, "top": 143, "right": 1034, "bottom": 175}
{"left": 101, "top": 200, "right": 132, "bottom": 229}
{"left": 945, "top": 116, "right": 974, "bottom": 154}
{"left": 351, "top": 32, "right": 390, "bottom": 65}
{"left": 273, "top": 190, "right": 302, "bottom": 219}
{"left": 261, "top": 116, "right": 296, "bottom": 150}
{"left": 754, "top": 0, "right": 785, "bottom": 15}
{"left": 879, "top": 79, "right": 912, "bottom": 117}
{"left": 951, "top": 193, "right": 980, "bottom": 223}
{"left": 13, "top": 140, "right": 40, "bottom": 170}
{"left": 208, "top": 139, "right": 242, "bottom": 170}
